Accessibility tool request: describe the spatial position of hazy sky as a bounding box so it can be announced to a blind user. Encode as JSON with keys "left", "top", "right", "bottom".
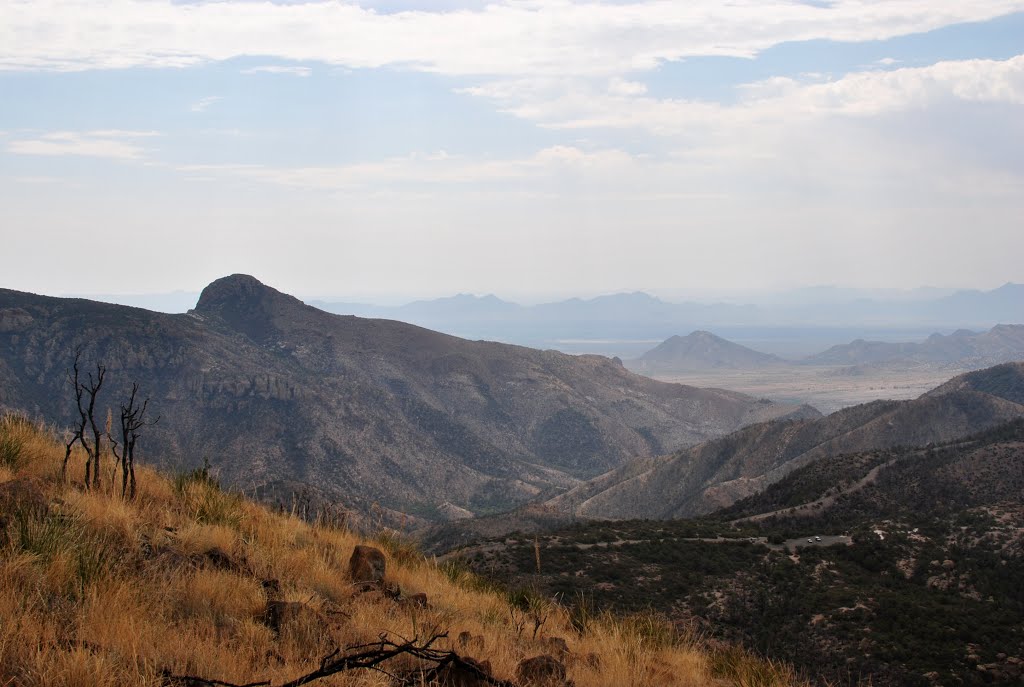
{"left": 1, "top": 1, "right": 1023, "bottom": 302}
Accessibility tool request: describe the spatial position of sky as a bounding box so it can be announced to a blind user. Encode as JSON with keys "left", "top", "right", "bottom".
{"left": 1, "top": 0, "right": 1023, "bottom": 304}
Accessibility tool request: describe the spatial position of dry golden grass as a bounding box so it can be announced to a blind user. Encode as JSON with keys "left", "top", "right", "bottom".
{"left": 0, "top": 414, "right": 805, "bottom": 686}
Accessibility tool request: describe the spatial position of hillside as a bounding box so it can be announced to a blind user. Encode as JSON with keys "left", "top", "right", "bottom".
{"left": 0, "top": 413, "right": 806, "bottom": 687}
{"left": 926, "top": 361, "right": 1024, "bottom": 405}
{"left": 457, "top": 421, "right": 1024, "bottom": 686}
{"left": 721, "top": 419, "right": 1024, "bottom": 525}
{"left": 804, "top": 324, "right": 1024, "bottom": 367}
{"left": 544, "top": 363, "right": 1024, "bottom": 520}
{"left": 0, "top": 275, "right": 814, "bottom": 524}
{"left": 626, "top": 331, "right": 784, "bottom": 373}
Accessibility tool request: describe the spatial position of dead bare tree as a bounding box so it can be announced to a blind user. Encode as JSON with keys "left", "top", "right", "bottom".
{"left": 67, "top": 349, "right": 106, "bottom": 490}
{"left": 62, "top": 350, "right": 87, "bottom": 482}
{"left": 163, "top": 632, "right": 519, "bottom": 687}
{"left": 109, "top": 382, "right": 158, "bottom": 500}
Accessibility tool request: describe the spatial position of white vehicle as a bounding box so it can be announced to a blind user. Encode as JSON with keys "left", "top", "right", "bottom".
{"left": 815, "top": 536, "right": 822, "bottom": 542}
{"left": 807, "top": 538, "right": 813, "bottom": 543}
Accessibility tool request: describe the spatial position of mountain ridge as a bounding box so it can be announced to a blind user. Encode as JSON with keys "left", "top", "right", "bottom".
{"left": 543, "top": 363, "right": 1024, "bottom": 520}
{"left": 0, "top": 275, "right": 815, "bottom": 524}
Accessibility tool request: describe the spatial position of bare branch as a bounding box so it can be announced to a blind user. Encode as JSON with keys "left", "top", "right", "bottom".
{"left": 163, "top": 632, "right": 519, "bottom": 687}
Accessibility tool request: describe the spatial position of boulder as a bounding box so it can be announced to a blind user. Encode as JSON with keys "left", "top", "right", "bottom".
{"left": 202, "top": 546, "right": 242, "bottom": 572}
{"left": 515, "top": 655, "right": 567, "bottom": 685}
{"left": 429, "top": 657, "right": 493, "bottom": 687}
{"left": 349, "top": 545, "right": 386, "bottom": 585}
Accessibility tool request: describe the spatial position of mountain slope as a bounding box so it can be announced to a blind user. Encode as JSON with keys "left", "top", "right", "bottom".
{"left": 465, "top": 419, "right": 1024, "bottom": 686}
{"left": 803, "top": 324, "right": 1024, "bottom": 367}
{"left": 0, "top": 275, "right": 814, "bottom": 523}
{"left": 627, "top": 331, "right": 784, "bottom": 373}
{"left": 0, "top": 413, "right": 805, "bottom": 687}
{"left": 546, "top": 363, "right": 1024, "bottom": 520}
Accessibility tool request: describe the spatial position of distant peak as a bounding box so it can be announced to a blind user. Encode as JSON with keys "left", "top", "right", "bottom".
{"left": 195, "top": 274, "right": 280, "bottom": 313}
{"left": 193, "top": 275, "right": 307, "bottom": 340}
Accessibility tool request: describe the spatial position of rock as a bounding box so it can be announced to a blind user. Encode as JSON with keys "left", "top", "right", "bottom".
{"left": 403, "top": 592, "right": 429, "bottom": 609}
{"left": 349, "top": 545, "right": 386, "bottom": 585}
{"left": 202, "top": 547, "right": 241, "bottom": 572}
{"left": 457, "top": 631, "right": 485, "bottom": 653}
{"left": 430, "top": 657, "right": 493, "bottom": 687}
{"left": 515, "top": 655, "right": 567, "bottom": 685}
{"left": 540, "top": 636, "right": 570, "bottom": 658}
{"left": 262, "top": 578, "right": 282, "bottom": 597}
{"left": 260, "top": 578, "right": 324, "bottom": 635}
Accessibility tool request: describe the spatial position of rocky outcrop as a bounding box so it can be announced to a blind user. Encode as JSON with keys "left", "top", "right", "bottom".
{"left": 349, "top": 545, "right": 386, "bottom": 585}
{"left": 516, "top": 655, "right": 569, "bottom": 686}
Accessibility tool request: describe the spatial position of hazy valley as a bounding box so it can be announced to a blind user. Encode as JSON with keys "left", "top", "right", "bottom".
{"left": 626, "top": 326, "right": 1024, "bottom": 412}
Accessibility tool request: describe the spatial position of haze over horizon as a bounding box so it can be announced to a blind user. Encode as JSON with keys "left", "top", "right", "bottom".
{"left": 2, "top": 1, "right": 1023, "bottom": 299}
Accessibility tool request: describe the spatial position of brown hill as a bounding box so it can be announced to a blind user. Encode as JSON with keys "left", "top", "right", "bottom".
{"left": 545, "top": 363, "right": 1024, "bottom": 520}
{"left": 0, "top": 275, "right": 814, "bottom": 523}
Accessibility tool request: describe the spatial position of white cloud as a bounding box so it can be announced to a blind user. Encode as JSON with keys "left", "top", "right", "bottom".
{"left": 190, "top": 96, "right": 222, "bottom": 112}
{"left": 176, "top": 146, "right": 636, "bottom": 191}
{"left": 6, "top": 130, "right": 158, "bottom": 159}
{"left": 608, "top": 77, "right": 647, "bottom": 96}
{"left": 462, "top": 55, "right": 1024, "bottom": 137}
{"left": 240, "top": 65, "right": 312, "bottom": 77}
{"left": 1, "top": 1, "right": 1023, "bottom": 76}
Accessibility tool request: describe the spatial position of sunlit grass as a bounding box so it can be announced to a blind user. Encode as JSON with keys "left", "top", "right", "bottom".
{"left": 0, "top": 412, "right": 808, "bottom": 686}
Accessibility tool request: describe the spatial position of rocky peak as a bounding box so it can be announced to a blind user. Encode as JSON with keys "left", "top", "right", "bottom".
{"left": 193, "top": 274, "right": 306, "bottom": 341}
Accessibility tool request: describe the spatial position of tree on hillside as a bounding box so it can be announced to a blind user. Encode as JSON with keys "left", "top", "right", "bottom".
{"left": 109, "top": 382, "right": 158, "bottom": 500}
{"left": 65, "top": 349, "right": 106, "bottom": 489}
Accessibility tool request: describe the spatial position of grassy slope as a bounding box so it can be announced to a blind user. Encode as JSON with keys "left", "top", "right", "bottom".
{"left": 0, "top": 414, "right": 800, "bottom": 687}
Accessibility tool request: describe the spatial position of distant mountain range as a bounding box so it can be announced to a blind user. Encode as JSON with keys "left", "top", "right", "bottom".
{"left": 804, "top": 324, "right": 1024, "bottom": 368}
{"left": 543, "top": 363, "right": 1024, "bottom": 520}
{"left": 76, "top": 283, "right": 1024, "bottom": 359}
{"left": 624, "top": 325, "right": 1024, "bottom": 375}
{"left": 0, "top": 275, "right": 814, "bottom": 524}
{"left": 305, "top": 283, "right": 1024, "bottom": 358}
